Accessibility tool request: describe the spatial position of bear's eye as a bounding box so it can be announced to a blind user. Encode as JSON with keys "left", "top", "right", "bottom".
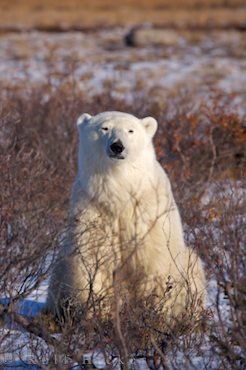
{"left": 129, "top": 129, "right": 134, "bottom": 133}
{"left": 102, "top": 127, "right": 109, "bottom": 131}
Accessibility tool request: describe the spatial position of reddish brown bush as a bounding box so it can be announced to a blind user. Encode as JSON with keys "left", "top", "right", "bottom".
{"left": 0, "top": 86, "right": 245, "bottom": 369}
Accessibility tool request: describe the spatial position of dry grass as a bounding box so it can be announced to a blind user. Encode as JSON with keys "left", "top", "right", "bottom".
{"left": 0, "top": 84, "right": 245, "bottom": 368}
{"left": 0, "top": 1, "right": 245, "bottom": 364}
{"left": 0, "top": 0, "right": 245, "bottom": 30}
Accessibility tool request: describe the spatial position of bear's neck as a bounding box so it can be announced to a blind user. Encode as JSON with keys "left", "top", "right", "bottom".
{"left": 78, "top": 155, "right": 156, "bottom": 203}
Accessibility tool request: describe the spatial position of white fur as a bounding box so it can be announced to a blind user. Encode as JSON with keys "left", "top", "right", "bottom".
{"left": 46, "top": 111, "right": 206, "bottom": 319}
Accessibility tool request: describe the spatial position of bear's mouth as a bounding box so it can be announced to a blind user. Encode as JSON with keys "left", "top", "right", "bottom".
{"left": 109, "top": 153, "right": 125, "bottom": 160}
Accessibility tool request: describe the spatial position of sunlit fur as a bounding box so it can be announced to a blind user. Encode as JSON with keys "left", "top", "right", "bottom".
{"left": 46, "top": 111, "right": 206, "bottom": 320}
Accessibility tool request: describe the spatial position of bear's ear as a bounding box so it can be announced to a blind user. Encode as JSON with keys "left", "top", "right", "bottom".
{"left": 77, "top": 113, "right": 92, "bottom": 127}
{"left": 141, "top": 116, "right": 158, "bottom": 138}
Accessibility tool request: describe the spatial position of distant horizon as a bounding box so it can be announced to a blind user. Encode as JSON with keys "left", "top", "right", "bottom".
{"left": 0, "top": 0, "right": 244, "bottom": 31}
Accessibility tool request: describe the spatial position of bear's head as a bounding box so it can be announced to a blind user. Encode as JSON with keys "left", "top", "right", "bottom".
{"left": 77, "top": 112, "right": 157, "bottom": 172}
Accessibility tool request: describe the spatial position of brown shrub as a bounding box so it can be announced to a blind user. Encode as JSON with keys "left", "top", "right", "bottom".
{"left": 0, "top": 86, "right": 245, "bottom": 369}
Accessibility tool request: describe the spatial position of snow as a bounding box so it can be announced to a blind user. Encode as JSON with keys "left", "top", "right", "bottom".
{"left": 0, "top": 264, "right": 234, "bottom": 369}
{"left": 0, "top": 27, "right": 245, "bottom": 369}
{"left": 0, "top": 29, "right": 245, "bottom": 115}
{"left": 1, "top": 179, "right": 245, "bottom": 368}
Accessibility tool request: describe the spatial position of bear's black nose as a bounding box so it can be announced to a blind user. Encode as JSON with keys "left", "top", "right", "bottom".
{"left": 110, "top": 140, "right": 125, "bottom": 154}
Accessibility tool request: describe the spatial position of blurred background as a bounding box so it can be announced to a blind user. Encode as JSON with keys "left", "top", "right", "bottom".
{"left": 0, "top": 0, "right": 245, "bottom": 107}
{"left": 0, "top": 1, "right": 245, "bottom": 368}
{"left": 0, "top": 0, "right": 245, "bottom": 30}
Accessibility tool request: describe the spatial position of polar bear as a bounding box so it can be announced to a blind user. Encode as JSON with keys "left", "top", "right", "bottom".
{"left": 46, "top": 111, "right": 206, "bottom": 321}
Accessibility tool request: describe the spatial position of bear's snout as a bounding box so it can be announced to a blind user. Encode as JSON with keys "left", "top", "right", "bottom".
{"left": 108, "top": 140, "right": 125, "bottom": 159}
{"left": 110, "top": 140, "right": 124, "bottom": 154}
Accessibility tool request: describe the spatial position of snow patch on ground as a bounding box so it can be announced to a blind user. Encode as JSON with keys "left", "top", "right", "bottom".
{"left": 0, "top": 273, "right": 231, "bottom": 369}
{"left": 0, "top": 30, "right": 245, "bottom": 115}
{"left": 1, "top": 178, "right": 244, "bottom": 368}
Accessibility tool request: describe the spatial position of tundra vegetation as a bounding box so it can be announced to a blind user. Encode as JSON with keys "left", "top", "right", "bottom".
{"left": 0, "top": 0, "right": 245, "bottom": 368}
{"left": 0, "top": 87, "right": 245, "bottom": 369}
